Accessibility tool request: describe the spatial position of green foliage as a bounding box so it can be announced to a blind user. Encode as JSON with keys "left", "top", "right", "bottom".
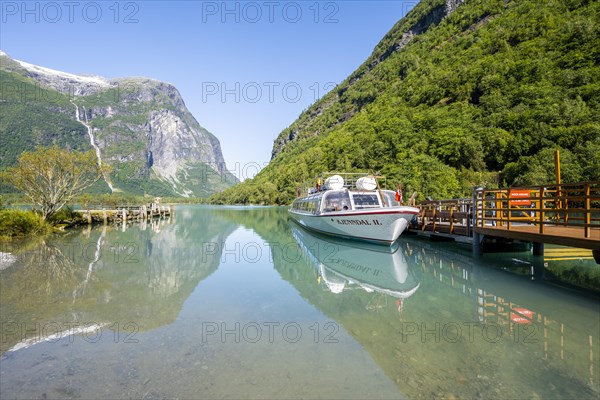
{"left": 213, "top": 0, "right": 600, "bottom": 205}
{"left": 0, "top": 209, "right": 52, "bottom": 239}
{"left": 500, "top": 147, "right": 583, "bottom": 186}
{"left": 0, "top": 71, "right": 90, "bottom": 168}
{"left": 547, "top": 261, "right": 600, "bottom": 292}
{"left": 1, "top": 146, "right": 105, "bottom": 219}
{"left": 47, "top": 206, "right": 80, "bottom": 224}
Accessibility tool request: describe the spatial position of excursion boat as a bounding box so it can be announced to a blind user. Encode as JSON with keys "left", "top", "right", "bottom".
{"left": 288, "top": 173, "right": 420, "bottom": 245}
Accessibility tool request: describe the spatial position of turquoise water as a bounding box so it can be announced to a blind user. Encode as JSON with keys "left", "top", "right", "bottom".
{"left": 0, "top": 205, "right": 598, "bottom": 399}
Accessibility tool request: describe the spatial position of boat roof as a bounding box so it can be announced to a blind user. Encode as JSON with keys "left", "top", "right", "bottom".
{"left": 295, "top": 171, "right": 391, "bottom": 198}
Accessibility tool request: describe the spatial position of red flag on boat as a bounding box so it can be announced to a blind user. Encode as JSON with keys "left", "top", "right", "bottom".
{"left": 395, "top": 185, "right": 403, "bottom": 205}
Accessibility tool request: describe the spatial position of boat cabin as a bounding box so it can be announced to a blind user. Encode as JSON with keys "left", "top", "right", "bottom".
{"left": 291, "top": 173, "right": 406, "bottom": 215}
{"left": 291, "top": 189, "right": 402, "bottom": 215}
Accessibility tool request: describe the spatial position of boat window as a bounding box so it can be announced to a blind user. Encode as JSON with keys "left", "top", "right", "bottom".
{"left": 322, "top": 191, "right": 351, "bottom": 212}
{"left": 352, "top": 193, "right": 381, "bottom": 209}
{"left": 293, "top": 197, "right": 321, "bottom": 214}
{"left": 382, "top": 190, "right": 401, "bottom": 207}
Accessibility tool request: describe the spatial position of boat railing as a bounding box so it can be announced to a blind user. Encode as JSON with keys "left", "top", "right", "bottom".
{"left": 297, "top": 171, "right": 389, "bottom": 198}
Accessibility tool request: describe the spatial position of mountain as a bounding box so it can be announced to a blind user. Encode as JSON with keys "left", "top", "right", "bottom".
{"left": 0, "top": 51, "right": 237, "bottom": 197}
{"left": 210, "top": 0, "right": 599, "bottom": 205}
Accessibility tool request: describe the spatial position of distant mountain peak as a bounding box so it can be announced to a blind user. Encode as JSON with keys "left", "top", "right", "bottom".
{"left": 0, "top": 53, "right": 237, "bottom": 197}
{"left": 13, "top": 58, "right": 111, "bottom": 88}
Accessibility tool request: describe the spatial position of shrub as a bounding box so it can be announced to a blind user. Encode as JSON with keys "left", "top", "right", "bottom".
{"left": 0, "top": 209, "right": 52, "bottom": 238}
{"left": 47, "top": 206, "right": 80, "bottom": 224}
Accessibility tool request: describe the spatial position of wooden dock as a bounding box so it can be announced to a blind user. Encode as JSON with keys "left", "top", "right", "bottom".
{"left": 474, "top": 225, "right": 599, "bottom": 250}
{"left": 414, "top": 181, "right": 600, "bottom": 260}
{"left": 76, "top": 203, "right": 174, "bottom": 225}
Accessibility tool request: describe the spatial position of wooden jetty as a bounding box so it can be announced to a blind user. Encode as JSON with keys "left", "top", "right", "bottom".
{"left": 76, "top": 203, "right": 174, "bottom": 225}
{"left": 414, "top": 181, "right": 600, "bottom": 260}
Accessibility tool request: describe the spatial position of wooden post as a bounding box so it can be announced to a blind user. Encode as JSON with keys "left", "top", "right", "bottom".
{"left": 102, "top": 208, "right": 107, "bottom": 225}
{"left": 560, "top": 323, "right": 564, "bottom": 360}
{"left": 373, "top": 173, "right": 386, "bottom": 207}
{"left": 585, "top": 183, "right": 591, "bottom": 238}
{"left": 122, "top": 208, "right": 127, "bottom": 222}
{"left": 590, "top": 335, "right": 594, "bottom": 386}
{"left": 544, "top": 316, "right": 548, "bottom": 359}
{"left": 472, "top": 228, "right": 483, "bottom": 256}
{"left": 555, "top": 149, "right": 561, "bottom": 185}
{"left": 506, "top": 190, "right": 511, "bottom": 230}
{"left": 539, "top": 186, "right": 545, "bottom": 234}
{"left": 533, "top": 242, "right": 544, "bottom": 256}
{"left": 555, "top": 150, "right": 563, "bottom": 219}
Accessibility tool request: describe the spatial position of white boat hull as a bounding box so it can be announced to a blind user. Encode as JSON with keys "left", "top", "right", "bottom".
{"left": 288, "top": 207, "right": 419, "bottom": 244}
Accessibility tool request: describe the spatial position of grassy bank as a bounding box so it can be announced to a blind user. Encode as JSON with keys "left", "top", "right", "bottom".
{"left": 0, "top": 191, "right": 207, "bottom": 240}
{"left": 0, "top": 209, "right": 53, "bottom": 239}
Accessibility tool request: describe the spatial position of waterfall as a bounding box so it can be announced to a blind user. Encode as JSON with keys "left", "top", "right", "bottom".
{"left": 72, "top": 226, "right": 106, "bottom": 301}
{"left": 71, "top": 100, "right": 115, "bottom": 192}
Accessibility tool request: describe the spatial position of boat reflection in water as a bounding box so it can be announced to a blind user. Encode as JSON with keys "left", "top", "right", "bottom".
{"left": 290, "top": 224, "right": 421, "bottom": 311}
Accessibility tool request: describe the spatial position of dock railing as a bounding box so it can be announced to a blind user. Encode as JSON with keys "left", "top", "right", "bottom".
{"left": 419, "top": 199, "right": 472, "bottom": 236}
{"left": 474, "top": 181, "right": 600, "bottom": 238}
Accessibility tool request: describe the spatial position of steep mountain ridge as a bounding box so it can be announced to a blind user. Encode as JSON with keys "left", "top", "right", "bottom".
{"left": 0, "top": 52, "right": 237, "bottom": 197}
{"left": 271, "top": 0, "right": 464, "bottom": 159}
{"left": 211, "top": 0, "right": 599, "bottom": 205}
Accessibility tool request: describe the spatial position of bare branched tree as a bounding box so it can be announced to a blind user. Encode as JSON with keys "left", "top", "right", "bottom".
{"left": 1, "top": 146, "right": 107, "bottom": 219}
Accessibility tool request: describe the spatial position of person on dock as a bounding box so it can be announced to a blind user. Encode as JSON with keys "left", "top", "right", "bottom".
{"left": 395, "top": 184, "right": 403, "bottom": 205}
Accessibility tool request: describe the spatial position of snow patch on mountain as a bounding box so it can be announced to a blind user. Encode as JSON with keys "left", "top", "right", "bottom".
{"left": 14, "top": 59, "right": 110, "bottom": 86}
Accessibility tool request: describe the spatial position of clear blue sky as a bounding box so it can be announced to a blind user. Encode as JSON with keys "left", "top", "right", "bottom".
{"left": 1, "top": 1, "right": 416, "bottom": 180}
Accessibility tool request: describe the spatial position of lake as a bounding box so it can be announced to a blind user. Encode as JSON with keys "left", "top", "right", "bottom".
{"left": 1, "top": 205, "right": 598, "bottom": 399}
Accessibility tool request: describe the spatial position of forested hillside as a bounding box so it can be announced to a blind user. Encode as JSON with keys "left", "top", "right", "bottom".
{"left": 211, "top": 0, "right": 599, "bottom": 205}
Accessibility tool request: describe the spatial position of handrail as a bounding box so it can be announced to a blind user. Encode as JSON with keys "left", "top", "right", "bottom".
{"left": 415, "top": 181, "right": 600, "bottom": 240}
{"left": 418, "top": 199, "right": 472, "bottom": 235}
{"left": 474, "top": 181, "right": 600, "bottom": 238}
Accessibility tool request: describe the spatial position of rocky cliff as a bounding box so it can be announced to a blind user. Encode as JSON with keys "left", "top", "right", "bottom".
{"left": 0, "top": 51, "right": 236, "bottom": 197}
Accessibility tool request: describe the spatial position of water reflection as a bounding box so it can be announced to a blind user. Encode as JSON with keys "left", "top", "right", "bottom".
{"left": 274, "top": 226, "right": 599, "bottom": 398}
{"left": 0, "top": 206, "right": 598, "bottom": 399}
{"left": 0, "top": 211, "right": 237, "bottom": 354}
{"left": 290, "top": 225, "right": 421, "bottom": 309}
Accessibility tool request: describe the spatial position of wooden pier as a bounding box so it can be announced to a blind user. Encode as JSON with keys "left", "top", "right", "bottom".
{"left": 76, "top": 203, "right": 174, "bottom": 225}
{"left": 414, "top": 181, "right": 600, "bottom": 260}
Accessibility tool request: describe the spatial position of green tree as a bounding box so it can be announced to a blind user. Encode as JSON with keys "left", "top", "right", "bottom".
{"left": 1, "top": 146, "right": 107, "bottom": 219}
